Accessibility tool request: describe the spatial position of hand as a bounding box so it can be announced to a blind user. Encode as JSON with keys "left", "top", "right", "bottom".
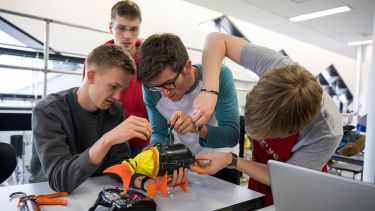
{"left": 106, "top": 115, "right": 152, "bottom": 145}
{"left": 194, "top": 152, "right": 232, "bottom": 175}
{"left": 192, "top": 91, "right": 218, "bottom": 127}
{"left": 167, "top": 167, "right": 188, "bottom": 186}
{"left": 169, "top": 111, "right": 196, "bottom": 135}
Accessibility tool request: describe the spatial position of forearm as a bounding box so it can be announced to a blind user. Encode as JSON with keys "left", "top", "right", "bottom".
{"left": 202, "top": 32, "right": 247, "bottom": 90}
{"left": 237, "top": 157, "right": 270, "bottom": 186}
{"left": 50, "top": 135, "right": 122, "bottom": 192}
{"left": 200, "top": 64, "right": 239, "bottom": 148}
{"left": 201, "top": 33, "right": 226, "bottom": 91}
{"left": 47, "top": 149, "right": 98, "bottom": 192}
{"left": 104, "top": 143, "right": 131, "bottom": 168}
{"left": 88, "top": 133, "right": 114, "bottom": 165}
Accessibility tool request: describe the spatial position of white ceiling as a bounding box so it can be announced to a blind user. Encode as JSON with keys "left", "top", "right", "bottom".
{"left": 184, "top": 0, "right": 375, "bottom": 58}
{"left": 247, "top": 0, "right": 374, "bottom": 40}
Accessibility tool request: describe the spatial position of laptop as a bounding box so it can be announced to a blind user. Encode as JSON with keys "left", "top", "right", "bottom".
{"left": 268, "top": 160, "right": 375, "bottom": 211}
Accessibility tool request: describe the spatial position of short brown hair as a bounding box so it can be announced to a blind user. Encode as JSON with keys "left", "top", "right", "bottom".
{"left": 86, "top": 44, "right": 135, "bottom": 75}
{"left": 137, "top": 33, "right": 189, "bottom": 85}
{"left": 244, "top": 64, "right": 322, "bottom": 140}
{"left": 111, "top": 0, "right": 142, "bottom": 22}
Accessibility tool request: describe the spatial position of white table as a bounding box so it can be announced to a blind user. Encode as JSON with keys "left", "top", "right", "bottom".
{"left": 1, "top": 172, "right": 264, "bottom": 210}
{"left": 257, "top": 205, "right": 275, "bottom": 211}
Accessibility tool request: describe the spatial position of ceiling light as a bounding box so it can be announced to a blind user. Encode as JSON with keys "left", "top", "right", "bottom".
{"left": 289, "top": 6, "right": 351, "bottom": 22}
{"left": 347, "top": 40, "right": 373, "bottom": 46}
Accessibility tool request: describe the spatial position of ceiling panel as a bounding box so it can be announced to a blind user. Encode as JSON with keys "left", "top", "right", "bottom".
{"left": 243, "top": 0, "right": 374, "bottom": 43}
{"left": 243, "top": 0, "right": 344, "bottom": 17}
{"left": 185, "top": 0, "right": 374, "bottom": 58}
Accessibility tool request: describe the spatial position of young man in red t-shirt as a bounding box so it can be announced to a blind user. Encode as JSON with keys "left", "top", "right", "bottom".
{"left": 83, "top": 1, "right": 148, "bottom": 157}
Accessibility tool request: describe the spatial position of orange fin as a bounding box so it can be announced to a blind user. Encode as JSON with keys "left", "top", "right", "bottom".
{"left": 176, "top": 176, "right": 188, "bottom": 192}
{"left": 191, "top": 164, "right": 206, "bottom": 174}
{"left": 147, "top": 172, "right": 168, "bottom": 197}
{"left": 103, "top": 164, "right": 132, "bottom": 193}
{"left": 146, "top": 180, "right": 156, "bottom": 197}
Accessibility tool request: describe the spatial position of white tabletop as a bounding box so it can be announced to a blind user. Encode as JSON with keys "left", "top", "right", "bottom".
{"left": 257, "top": 205, "right": 275, "bottom": 211}
{"left": 1, "top": 172, "right": 264, "bottom": 211}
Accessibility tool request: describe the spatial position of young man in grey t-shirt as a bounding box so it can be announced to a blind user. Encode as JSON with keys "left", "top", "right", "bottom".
{"left": 29, "top": 44, "right": 152, "bottom": 192}
{"left": 194, "top": 32, "right": 342, "bottom": 204}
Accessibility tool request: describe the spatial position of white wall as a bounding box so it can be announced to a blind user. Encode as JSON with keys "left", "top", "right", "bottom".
{"left": 362, "top": 9, "right": 375, "bottom": 184}
{"left": 358, "top": 44, "right": 373, "bottom": 116}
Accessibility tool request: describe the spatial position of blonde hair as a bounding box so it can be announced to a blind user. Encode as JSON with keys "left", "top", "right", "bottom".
{"left": 86, "top": 44, "right": 135, "bottom": 75}
{"left": 244, "top": 64, "right": 322, "bottom": 140}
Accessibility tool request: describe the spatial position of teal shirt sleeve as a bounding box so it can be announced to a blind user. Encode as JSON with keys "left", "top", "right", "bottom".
{"left": 142, "top": 86, "right": 168, "bottom": 144}
{"left": 199, "top": 65, "right": 240, "bottom": 148}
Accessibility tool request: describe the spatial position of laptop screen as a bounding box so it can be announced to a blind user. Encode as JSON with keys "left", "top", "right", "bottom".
{"left": 268, "top": 160, "right": 375, "bottom": 211}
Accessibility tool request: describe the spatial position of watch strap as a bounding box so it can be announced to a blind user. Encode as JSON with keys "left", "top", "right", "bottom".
{"left": 227, "top": 153, "right": 238, "bottom": 169}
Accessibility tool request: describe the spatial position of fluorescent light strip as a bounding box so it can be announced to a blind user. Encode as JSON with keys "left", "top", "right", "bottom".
{"left": 290, "top": 6, "right": 351, "bottom": 22}
{"left": 347, "top": 40, "right": 373, "bottom": 46}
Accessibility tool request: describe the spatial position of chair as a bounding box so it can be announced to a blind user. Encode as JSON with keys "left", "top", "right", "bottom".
{"left": 0, "top": 142, "right": 17, "bottom": 184}
{"left": 10, "top": 135, "right": 26, "bottom": 184}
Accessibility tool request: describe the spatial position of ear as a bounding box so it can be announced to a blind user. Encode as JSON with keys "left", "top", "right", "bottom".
{"left": 86, "top": 69, "right": 96, "bottom": 84}
{"left": 109, "top": 21, "right": 114, "bottom": 34}
{"left": 184, "top": 60, "right": 192, "bottom": 74}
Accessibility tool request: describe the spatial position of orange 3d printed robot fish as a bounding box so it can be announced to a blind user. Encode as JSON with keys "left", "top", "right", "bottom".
{"left": 103, "top": 143, "right": 205, "bottom": 197}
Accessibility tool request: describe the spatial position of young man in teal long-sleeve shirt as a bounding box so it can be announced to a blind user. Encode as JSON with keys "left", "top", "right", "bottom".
{"left": 137, "top": 33, "right": 240, "bottom": 185}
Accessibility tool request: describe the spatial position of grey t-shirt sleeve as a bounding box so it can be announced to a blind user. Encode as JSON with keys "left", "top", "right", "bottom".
{"left": 240, "top": 43, "right": 295, "bottom": 77}
{"left": 32, "top": 104, "right": 98, "bottom": 192}
{"left": 287, "top": 135, "right": 341, "bottom": 170}
{"left": 288, "top": 92, "right": 343, "bottom": 170}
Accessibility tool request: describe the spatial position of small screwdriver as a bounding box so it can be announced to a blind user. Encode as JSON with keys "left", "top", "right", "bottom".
{"left": 164, "top": 116, "right": 180, "bottom": 144}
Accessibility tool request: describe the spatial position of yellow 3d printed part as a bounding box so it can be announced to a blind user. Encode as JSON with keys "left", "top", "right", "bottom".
{"left": 122, "top": 146, "right": 160, "bottom": 177}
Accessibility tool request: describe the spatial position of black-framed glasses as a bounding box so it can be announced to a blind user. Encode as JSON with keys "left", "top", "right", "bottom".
{"left": 146, "top": 71, "right": 181, "bottom": 92}
{"left": 114, "top": 25, "right": 139, "bottom": 34}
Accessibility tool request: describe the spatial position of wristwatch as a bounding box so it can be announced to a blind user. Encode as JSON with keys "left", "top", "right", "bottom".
{"left": 227, "top": 153, "right": 238, "bottom": 169}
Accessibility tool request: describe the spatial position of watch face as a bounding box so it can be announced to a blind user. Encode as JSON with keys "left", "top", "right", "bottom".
{"left": 228, "top": 153, "right": 237, "bottom": 169}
